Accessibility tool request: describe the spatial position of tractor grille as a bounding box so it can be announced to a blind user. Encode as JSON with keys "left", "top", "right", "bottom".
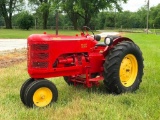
{"left": 32, "top": 61, "right": 49, "bottom": 68}
{"left": 31, "top": 53, "right": 49, "bottom": 59}
{"left": 31, "top": 44, "right": 49, "bottom": 51}
{"left": 29, "top": 43, "right": 49, "bottom": 69}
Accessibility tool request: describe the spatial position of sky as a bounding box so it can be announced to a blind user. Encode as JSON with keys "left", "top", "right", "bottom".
{"left": 122, "top": 0, "right": 160, "bottom": 12}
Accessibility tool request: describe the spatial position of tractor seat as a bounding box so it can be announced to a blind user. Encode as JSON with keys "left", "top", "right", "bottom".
{"left": 96, "top": 42, "right": 106, "bottom": 47}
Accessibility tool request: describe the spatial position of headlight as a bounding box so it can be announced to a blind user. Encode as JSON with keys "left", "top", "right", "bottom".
{"left": 104, "top": 37, "right": 112, "bottom": 46}
{"left": 104, "top": 35, "right": 120, "bottom": 46}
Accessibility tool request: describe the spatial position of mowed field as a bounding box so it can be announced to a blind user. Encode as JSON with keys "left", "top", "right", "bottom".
{"left": 0, "top": 30, "right": 160, "bottom": 120}
{"left": 0, "top": 29, "right": 99, "bottom": 39}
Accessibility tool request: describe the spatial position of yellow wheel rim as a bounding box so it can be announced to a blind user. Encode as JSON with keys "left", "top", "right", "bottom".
{"left": 33, "top": 87, "right": 52, "bottom": 107}
{"left": 119, "top": 54, "right": 138, "bottom": 87}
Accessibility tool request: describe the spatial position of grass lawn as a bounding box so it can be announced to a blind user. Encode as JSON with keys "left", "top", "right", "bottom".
{"left": 0, "top": 32, "right": 160, "bottom": 120}
{"left": 0, "top": 29, "right": 99, "bottom": 39}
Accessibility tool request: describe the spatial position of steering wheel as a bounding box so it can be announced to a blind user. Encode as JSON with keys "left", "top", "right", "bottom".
{"left": 81, "top": 26, "right": 101, "bottom": 41}
{"left": 81, "top": 26, "right": 95, "bottom": 36}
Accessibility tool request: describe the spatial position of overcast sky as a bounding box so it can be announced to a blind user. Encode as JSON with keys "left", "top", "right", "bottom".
{"left": 122, "top": 0, "right": 160, "bottom": 12}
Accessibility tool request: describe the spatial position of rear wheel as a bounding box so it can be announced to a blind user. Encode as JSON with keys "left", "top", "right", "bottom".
{"left": 24, "top": 79, "right": 58, "bottom": 107}
{"left": 103, "top": 41, "right": 144, "bottom": 94}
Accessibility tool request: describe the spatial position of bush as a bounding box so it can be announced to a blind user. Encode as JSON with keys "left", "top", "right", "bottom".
{"left": 17, "top": 12, "right": 34, "bottom": 30}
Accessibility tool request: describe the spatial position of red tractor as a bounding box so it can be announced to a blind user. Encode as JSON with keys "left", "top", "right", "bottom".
{"left": 20, "top": 26, "right": 144, "bottom": 108}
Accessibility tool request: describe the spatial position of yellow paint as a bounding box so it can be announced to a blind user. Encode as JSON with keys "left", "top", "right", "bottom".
{"left": 33, "top": 87, "right": 53, "bottom": 107}
{"left": 53, "top": 37, "right": 61, "bottom": 40}
{"left": 81, "top": 44, "right": 87, "bottom": 48}
{"left": 119, "top": 54, "right": 138, "bottom": 87}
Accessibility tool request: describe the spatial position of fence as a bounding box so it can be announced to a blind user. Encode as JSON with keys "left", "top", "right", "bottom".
{"left": 105, "top": 27, "right": 160, "bottom": 34}
{"left": 0, "top": 26, "right": 159, "bottom": 35}
{"left": 0, "top": 26, "right": 74, "bottom": 30}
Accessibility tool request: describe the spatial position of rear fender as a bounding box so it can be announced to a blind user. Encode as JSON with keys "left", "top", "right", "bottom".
{"left": 103, "top": 37, "right": 133, "bottom": 56}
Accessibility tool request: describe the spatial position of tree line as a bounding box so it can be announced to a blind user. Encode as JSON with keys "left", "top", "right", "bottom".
{"left": 0, "top": 0, "right": 160, "bottom": 30}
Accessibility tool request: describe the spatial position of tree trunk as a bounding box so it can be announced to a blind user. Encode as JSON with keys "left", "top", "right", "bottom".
{"left": 41, "top": 0, "right": 50, "bottom": 29}
{"left": 0, "top": 1, "right": 12, "bottom": 29}
{"left": 43, "top": 10, "right": 49, "bottom": 29}
{"left": 84, "top": 18, "right": 90, "bottom": 26}
{"left": 72, "top": 20, "right": 78, "bottom": 30}
{"left": 4, "top": 16, "right": 12, "bottom": 29}
{"left": 68, "top": 12, "right": 79, "bottom": 30}
{"left": 84, "top": 13, "right": 91, "bottom": 27}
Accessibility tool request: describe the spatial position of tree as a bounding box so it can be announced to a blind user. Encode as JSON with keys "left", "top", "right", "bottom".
{"left": 150, "top": 4, "right": 160, "bottom": 28}
{"left": 96, "top": 12, "right": 107, "bottom": 29}
{"left": 61, "top": 0, "right": 128, "bottom": 29}
{"left": 29, "top": 0, "right": 51, "bottom": 29}
{"left": 60, "top": 0, "right": 80, "bottom": 30}
{"left": 0, "top": 15, "right": 4, "bottom": 26}
{"left": 0, "top": 0, "right": 23, "bottom": 29}
{"left": 104, "top": 12, "right": 115, "bottom": 28}
{"left": 17, "top": 12, "right": 34, "bottom": 30}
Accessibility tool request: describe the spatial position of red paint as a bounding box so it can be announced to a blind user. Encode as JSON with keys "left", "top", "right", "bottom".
{"left": 27, "top": 32, "right": 131, "bottom": 87}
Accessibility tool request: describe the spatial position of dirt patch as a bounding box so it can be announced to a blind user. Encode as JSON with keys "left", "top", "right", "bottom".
{"left": 0, "top": 48, "right": 27, "bottom": 68}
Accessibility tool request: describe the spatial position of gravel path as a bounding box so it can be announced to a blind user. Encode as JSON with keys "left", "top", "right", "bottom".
{"left": 0, "top": 39, "right": 27, "bottom": 51}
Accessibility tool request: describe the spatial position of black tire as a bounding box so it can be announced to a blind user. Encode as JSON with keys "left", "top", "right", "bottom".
{"left": 103, "top": 41, "right": 144, "bottom": 94}
{"left": 24, "top": 79, "right": 58, "bottom": 108}
{"left": 63, "top": 76, "right": 74, "bottom": 85}
{"left": 20, "top": 78, "right": 34, "bottom": 105}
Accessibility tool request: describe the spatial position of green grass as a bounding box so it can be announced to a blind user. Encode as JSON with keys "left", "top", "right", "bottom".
{"left": 0, "top": 29, "right": 81, "bottom": 39}
{"left": 0, "top": 29, "right": 99, "bottom": 39}
{"left": 0, "top": 32, "right": 160, "bottom": 120}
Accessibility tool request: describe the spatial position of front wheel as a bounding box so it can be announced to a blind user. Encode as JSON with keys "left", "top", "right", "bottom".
{"left": 103, "top": 41, "right": 144, "bottom": 94}
{"left": 24, "top": 79, "right": 58, "bottom": 107}
{"left": 20, "top": 78, "right": 34, "bottom": 105}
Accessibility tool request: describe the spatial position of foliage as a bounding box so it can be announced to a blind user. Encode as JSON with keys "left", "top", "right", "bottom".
{"left": 47, "top": 13, "right": 72, "bottom": 27}
{"left": 0, "top": 15, "right": 4, "bottom": 26}
{"left": 61, "top": 0, "right": 128, "bottom": 29}
{"left": 150, "top": 4, "right": 160, "bottom": 28}
{"left": 0, "top": 0, "right": 24, "bottom": 29}
{"left": 136, "top": 7, "right": 147, "bottom": 28}
{"left": 92, "top": 3, "right": 160, "bottom": 29}
{"left": 16, "top": 12, "right": 34, "bottom": 30}
{"left": 28, "top": 0, "right": 52, "bottom": 29}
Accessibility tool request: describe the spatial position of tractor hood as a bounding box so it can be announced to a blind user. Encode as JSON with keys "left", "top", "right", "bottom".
{"left": 27, "top": 34, "right": 98, "bottom": 73}
{"left": 27, "top": 34, "right": 97, "bottom": 53}
{"left": 28, "top": 34, "right": 94, "bottom": 41}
